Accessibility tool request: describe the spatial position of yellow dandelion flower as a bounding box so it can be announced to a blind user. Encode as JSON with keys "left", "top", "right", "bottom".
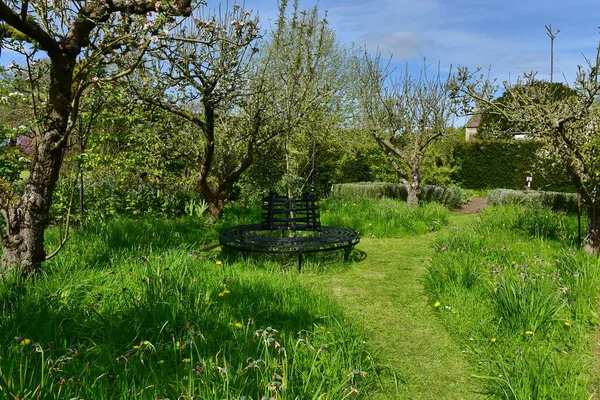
{"left": 183, "top": 358, "right": 191, "bottom": 363}
{"left": 218, "top": 289, "right": 230, "bottom": 297}
{"left": 20, "top": 338, "right": 31, "bottom": 346}
{"left": 234, "top": 322, "right": 243, "bottom": 328}
{"left": 564, "top": 321, "right": 571, "bottom": 327}
{"left": 491, "top": 338, "right": 496, "bottom": 343}
{"left": 132, "top": 345, "right": 140, "bottom": 349}
{"left": 525, "top": 331, "right": 534, "bottom": 335}
{"left": 216, "top": 260, "right": 222, "bottom": 265}
{"left": 434, "top": 301, "right": 441, "bottom": 307}
{"left": 158, "top": 360, "right": 165, "bottom": 364}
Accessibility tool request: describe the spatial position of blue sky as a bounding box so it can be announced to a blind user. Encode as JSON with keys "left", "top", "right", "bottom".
{"left": 1, "top": 0, "right": 598, "bottom": 86}
{"left": 241, "top": 0, "right": 600, "bottom": 85}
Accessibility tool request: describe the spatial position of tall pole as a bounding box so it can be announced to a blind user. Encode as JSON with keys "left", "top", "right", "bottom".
{"left": 545, "top": 25, "right": 560, "bottom": 82}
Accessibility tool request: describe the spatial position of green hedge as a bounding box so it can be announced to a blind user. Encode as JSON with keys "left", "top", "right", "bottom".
{"left": 330, "top": 182, "right": 464, "bottom": 209}
{"left": 487, "top": 189, "right": 579, "bottom": 213}
{"left": 452, "top": 140, "right": 572, "bottom": 191}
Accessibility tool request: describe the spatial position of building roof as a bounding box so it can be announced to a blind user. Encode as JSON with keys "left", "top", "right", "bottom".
{"left": 465, "top": 111, "right": 482, "bottom": 128}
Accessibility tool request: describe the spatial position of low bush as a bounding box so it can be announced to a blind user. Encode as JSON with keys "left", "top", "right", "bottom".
{"left": 51, "top": 172, "right": 206, "bottom": 226}
{"left": 488, "top": 189, "right": 579, "bottom": 213}
{"left": 425, "top": 205, "right": 598, "bottom": 399}
{"left": 331, "top": 182, "right": 464, "bottom": 209}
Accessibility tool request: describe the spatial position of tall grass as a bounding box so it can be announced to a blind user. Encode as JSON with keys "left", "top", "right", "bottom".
{"left": 0, "top": 216, "right": 375, "bottom": 399}
{"left": 321, "top": 197, "right": 449, "bottom": 238}
{"left": 425, "top": 205, "right": 600, "bottom": 399}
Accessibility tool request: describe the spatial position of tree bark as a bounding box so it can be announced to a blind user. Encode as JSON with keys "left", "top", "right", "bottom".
{"left": 404, "top": 170, "right": 421, "bottom": 207}
{"left": 584, "top": 203, "right": 600, "bottom": 254}
{"left": 1, "top": 55, "right": 73, "bottom": 275}
{"left": 206, "top": 198, "right": 224, "bottom": 221}
{"left": 2, "top": 132, "right": 67, "bottom": 275}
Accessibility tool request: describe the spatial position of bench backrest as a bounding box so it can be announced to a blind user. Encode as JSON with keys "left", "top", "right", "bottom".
{"left": 261, "top": 190, "right": 321, "bottom": 231}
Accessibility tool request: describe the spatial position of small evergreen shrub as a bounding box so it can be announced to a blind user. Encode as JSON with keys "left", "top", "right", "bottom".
{"left": 331, "top": 182, "right": 464, "bottom": 209}
{"left": 487, "top": 189, "right": 578, "bottom": 214}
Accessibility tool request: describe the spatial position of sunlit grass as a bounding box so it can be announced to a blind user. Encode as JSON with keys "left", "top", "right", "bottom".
{"left": 321, "top": 197, "right": 449, "bottom": 238}
{"left": 425, "top": 205, "right": 599, "bottom": 399}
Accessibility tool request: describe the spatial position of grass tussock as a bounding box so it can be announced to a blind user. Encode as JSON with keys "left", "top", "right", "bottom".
{"left": 425, "top": 205, "right": 599, "bottom": 399}
{"left": 0, "top": 216, "right": 375, "bottom": 399}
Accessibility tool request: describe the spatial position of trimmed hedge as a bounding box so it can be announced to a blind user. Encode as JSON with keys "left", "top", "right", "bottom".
{"left": 487, "top": 189, "right": 579, "bottom": 214}
{"left": 331, "top": 182, "right": 464, "bottom": 209}
{"left": 452, "top": 140, "right": 573, "bottom": 191}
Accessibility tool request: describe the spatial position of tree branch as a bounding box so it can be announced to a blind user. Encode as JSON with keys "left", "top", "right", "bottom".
{"left": 0, "top": 1, "right": 58, "bottom": 53}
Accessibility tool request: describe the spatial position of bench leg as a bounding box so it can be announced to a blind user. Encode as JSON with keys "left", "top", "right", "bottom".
{"left": 298, "top": 252, "right": 303, "bottom": 272}
{"left": 343, "top": 246, "right": 352, "bottom": 261}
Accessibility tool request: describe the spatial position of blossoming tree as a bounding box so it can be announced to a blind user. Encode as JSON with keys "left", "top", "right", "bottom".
{"left": 0, "top": 0, "right": 193, "bottom": 275}
{"left": 129, "top": 3, "right": 271, "bottom": 220}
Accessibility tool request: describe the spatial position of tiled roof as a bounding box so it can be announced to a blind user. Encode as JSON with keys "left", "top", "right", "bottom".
{"left": 466, "top": 112, "right": 482, "bottom": 128}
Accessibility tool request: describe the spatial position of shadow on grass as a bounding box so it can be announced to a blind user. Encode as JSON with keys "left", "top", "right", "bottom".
{"left": 220, "top": 246, "right": 367, "bottom": 274}
{"left": 0, "top": 251, "right": 372, "bottom": 398}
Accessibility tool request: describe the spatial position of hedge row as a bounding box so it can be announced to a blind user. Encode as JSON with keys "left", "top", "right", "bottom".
{"left": 487, "top": 189, "right": 579, "bottom": 214}
{"left": 452, "top": 140, "right": 573, "bottom": 191}
{"left": 331, "top": 182, "right": 464, "bottom": 209}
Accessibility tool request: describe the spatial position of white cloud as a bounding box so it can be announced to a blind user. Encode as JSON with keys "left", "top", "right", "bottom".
{"left": 363, "top": 31, "right": 423, "bottom": 60}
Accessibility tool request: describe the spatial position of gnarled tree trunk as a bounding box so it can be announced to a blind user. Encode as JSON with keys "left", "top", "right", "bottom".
{"left": 1, "top": 56, "right": 73, "bottom": 275}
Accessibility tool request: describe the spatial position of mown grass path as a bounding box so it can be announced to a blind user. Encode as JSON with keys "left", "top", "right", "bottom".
{"left": 301, "top": 214, "right": 485, "bottom": 399}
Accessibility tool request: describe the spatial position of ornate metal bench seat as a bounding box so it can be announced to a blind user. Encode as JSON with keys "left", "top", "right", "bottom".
{"left": 219, "top": 191, "right": 360, "bottom": 270}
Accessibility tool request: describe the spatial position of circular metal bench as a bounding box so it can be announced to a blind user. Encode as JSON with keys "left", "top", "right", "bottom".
{"left": 219, "top": 191, "right": 360, "bottom": 270}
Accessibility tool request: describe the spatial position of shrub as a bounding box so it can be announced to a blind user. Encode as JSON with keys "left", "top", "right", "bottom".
{"left": 50, "top": 170, "right": 206, "bottom": 225}
{"left": 330, "top": 182, "right": 464, "bottom": 209}
{"left": 487, "top": 189, "right": 578, "bottom": 214}
{"left": 452, "top": 140, "right": 573, "bottom": 191}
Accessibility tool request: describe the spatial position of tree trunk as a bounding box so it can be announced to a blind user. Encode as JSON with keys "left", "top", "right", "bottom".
{"left": 2, "top": 137, "right": 65, "bottom": 275}
{"left": 584, "top": 203, "right": 600, "bottom": 254}
{"left": 404, "top": 171, "right": 421, "bottom": 207}
{"left": 1, "top": 54, "right": 73, "bottom": 275}
{"left": 207, "top": 198, "right": 224, "bottom": 221}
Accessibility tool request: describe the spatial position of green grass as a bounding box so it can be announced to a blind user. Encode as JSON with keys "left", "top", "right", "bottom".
{"left": 425, "top": 205, "right": 599, "bottom": 399}
{"left": 1, "top": 216, "right": 376, "bottom": 399}
{"left": 3, "top": 199, "right": 599, "bottom": 399}
{"left": 300, "top": 234, "right": 484, "bottom": 399}
{"left": 461, "top": 189, "right": 489, "bottom": 197}
{"left": 321, "top": 197, "right": 449, "bottom": 238}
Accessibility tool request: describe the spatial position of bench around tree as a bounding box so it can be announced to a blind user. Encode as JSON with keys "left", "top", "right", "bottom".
{"left": 219, "top": 191, "right": 360, "bottom": 270}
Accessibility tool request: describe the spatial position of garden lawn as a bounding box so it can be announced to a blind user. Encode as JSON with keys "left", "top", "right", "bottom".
{"left": 301, "top": 213, "right": 484, "bottom": 399}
